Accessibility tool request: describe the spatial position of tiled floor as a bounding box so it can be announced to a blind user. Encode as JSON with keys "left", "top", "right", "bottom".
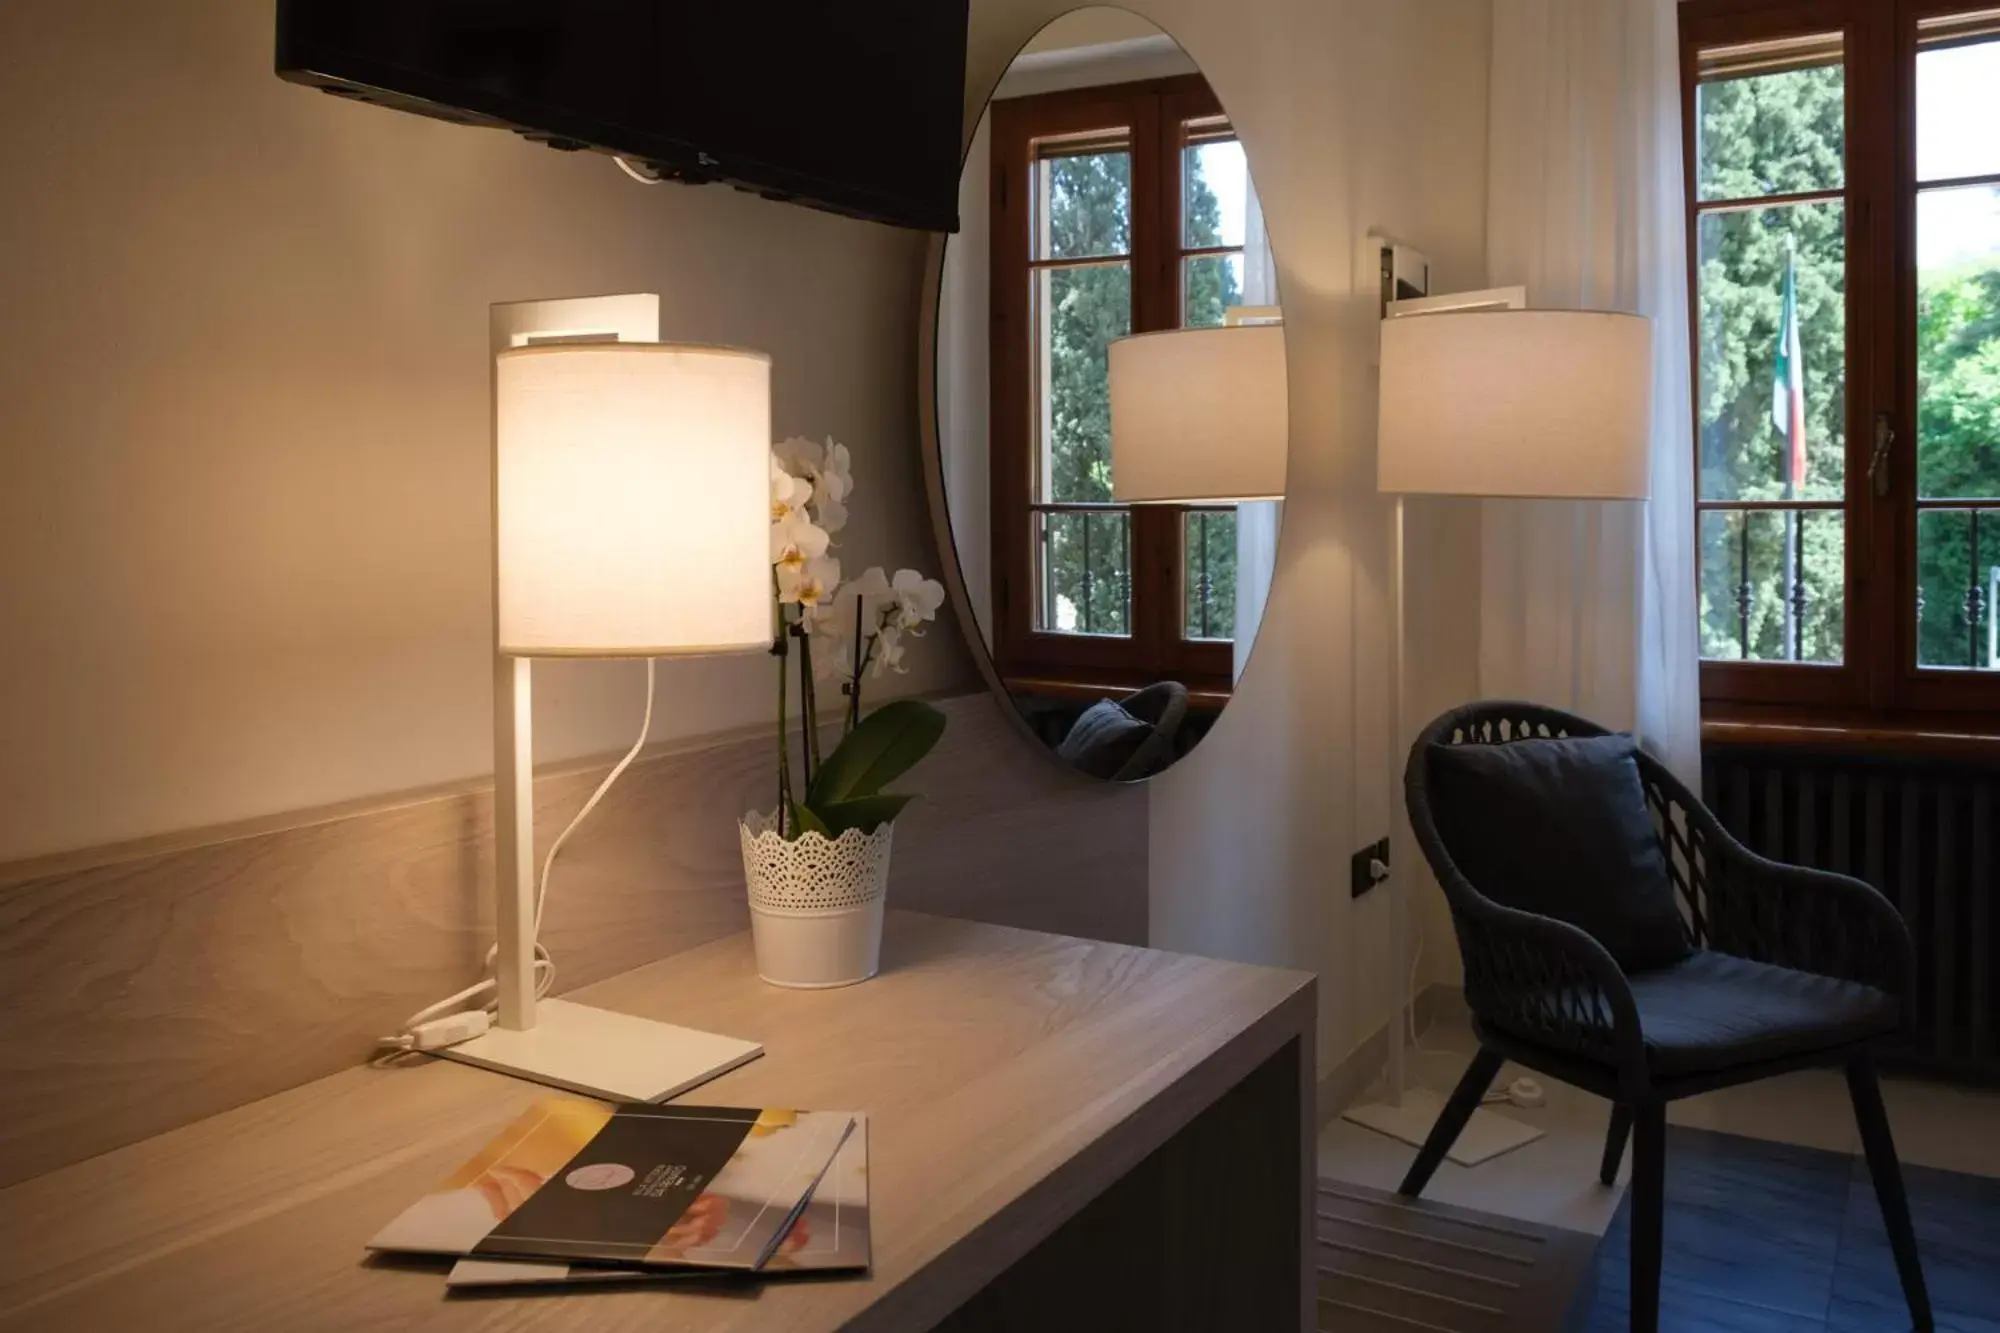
{"left": 1579, "top": 1127, "right": 2000, "bottom": 1332}
{"left": 1318, "top": 1014, "right": 2000, "bottom": 1330}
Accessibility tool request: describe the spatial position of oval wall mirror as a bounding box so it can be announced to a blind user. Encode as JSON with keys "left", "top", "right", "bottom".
{"left": 922, "top": 6, "right": 1289, "bottom": 782}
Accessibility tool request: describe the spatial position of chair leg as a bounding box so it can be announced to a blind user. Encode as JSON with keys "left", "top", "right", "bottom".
{"left": 1396, "top": 1046, "right": 1504, "bottom": 1198}
{"left": 1628, "top": 1103, "right": 1666, "bottom": 1333}
{"left": 1601, "top": 1103, "right": 1633, "bottom": 1186}
{"left": 1846, "top": 1055, "right": 1934, "bottom": 1332}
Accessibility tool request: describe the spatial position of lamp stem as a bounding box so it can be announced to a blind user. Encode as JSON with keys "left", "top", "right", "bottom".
{"left": 493, "top": 654, "right": 538, "bottom": 1031}
{"left": 1388, "top": 494, "right": 1408, "bottom": 1104}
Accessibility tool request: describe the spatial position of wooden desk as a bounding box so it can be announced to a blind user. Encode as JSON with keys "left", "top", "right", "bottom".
{"left": 0, "top": 913, "right": 1315, "bottom": 1332}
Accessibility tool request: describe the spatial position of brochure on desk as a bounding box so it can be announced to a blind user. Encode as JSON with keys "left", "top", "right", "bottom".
{"left": 445, "top": 1115, "right": 871, "bottom": 1288}
{"left": 369, "top": 1100, "right": 854, "bottom": 1273}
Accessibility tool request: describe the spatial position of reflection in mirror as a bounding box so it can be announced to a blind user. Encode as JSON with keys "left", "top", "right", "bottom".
{"left": 927, "top": 7, "right": 1288, "bottom": 782}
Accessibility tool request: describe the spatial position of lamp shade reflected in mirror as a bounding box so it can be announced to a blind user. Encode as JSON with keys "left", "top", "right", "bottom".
{"left": 1111, "top": 323, "right": 1288, "bottom": 504}
{"left": 922, "top": 7, "right": 1289, "bottom": 781}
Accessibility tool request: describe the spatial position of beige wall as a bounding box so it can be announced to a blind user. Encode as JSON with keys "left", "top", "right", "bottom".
{"left": 0, "top": 0, "right": 971, "bottom": 862}
{"left": 0, "top": 0, "right": 1492, "bottom": 1082}
{"left": 963, "top": 0, "right": 1492, "bottom": 1077}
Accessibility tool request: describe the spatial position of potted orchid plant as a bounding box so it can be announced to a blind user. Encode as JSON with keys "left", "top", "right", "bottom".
{"left": 739, "top": 435, "right": 947, "bottom": 988}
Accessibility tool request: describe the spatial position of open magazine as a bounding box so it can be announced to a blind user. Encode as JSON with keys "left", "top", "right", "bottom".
{"left": 370, "top": 1101, "right": 853, "bottom": 1273}
{"left": 445, "top": 1115, "right": 870, "bottom": 1287}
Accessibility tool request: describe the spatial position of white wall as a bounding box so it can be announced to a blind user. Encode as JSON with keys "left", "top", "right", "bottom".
{"left": 0, "top": 0, "right": 971, "bottom": 862}
{"left": 964, "top": 0, "right": 1491, "bottom": 1078}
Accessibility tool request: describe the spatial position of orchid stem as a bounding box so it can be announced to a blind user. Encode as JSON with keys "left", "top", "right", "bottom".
{"left": 797, "top": 623, "right": 818, "bottom": 792}
{"left": 774, "top": 610, "right": 791, "bottom": 838}
{"left": 849, "top": 595, "right": 865, "bottom": 732}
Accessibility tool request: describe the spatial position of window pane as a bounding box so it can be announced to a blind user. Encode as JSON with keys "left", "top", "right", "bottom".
{"left": 1698, "top": 508, "right": 1844, "bottom": 663}
{"left": 1037, "top": 149, "right": 1130, "bottom": 261}
{"left": 1695, "top": 55, "right": 1844, "bottom": 202}
{"left": 1916, "top": 508, "right": 2000, "bottom": 670}
{"left": 1182, "top": 508, "right": 1238, "bottom": 642}
{"left": 1034, "top": 509, "right": 1131, "bottom": 637}
{"left": 1183, "top": 253, "right": 1245, "bottom": 328}
{"left": 1916, "top": 184, "right": 2000, "bottom": 499}
{"left": 1183, "top": 135, "right": 1248, "bottom": 248}
{"left": 1036, "top": 262, "right": 1131, "bottom": 504}
{"left": 1696, "top": 203, "right": 1846, "bottom": 502}
{"left": 1917, "top": 34, "right": 2000, "bottom": 183}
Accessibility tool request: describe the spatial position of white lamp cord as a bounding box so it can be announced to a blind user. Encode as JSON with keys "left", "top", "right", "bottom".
{"left": 376, "top": 660, "right": 658, "bottom": 1057}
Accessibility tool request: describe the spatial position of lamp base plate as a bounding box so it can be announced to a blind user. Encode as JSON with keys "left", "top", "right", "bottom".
{"left": 437, "top": 998, "right": 762, "bottom": 1103}
{"left": 1343, "top": 1088, "right": 1545, "bottom": 1167}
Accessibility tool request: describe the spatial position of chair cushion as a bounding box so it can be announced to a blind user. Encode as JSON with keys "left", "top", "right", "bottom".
{"left": 1427, "top": 734, "right": 1692, "bottom": 973}
{"left": 1628, "top": 951, "right": 1898, "bottom": 1078}
{"left": 1057, "top": 698, "right": 1170, "bottom": 781}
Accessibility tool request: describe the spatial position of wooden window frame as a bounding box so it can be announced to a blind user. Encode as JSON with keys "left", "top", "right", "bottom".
{"left": 987, "top": 74, "right": 1236, "bottom": 699}
{"left": 1682, "top": 0, "right": 2000, "bottom": 733}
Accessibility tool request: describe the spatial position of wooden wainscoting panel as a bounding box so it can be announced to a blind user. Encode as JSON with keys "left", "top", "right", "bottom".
{"left": 0, "top": 692, "right": 1145, "bottom": 1188}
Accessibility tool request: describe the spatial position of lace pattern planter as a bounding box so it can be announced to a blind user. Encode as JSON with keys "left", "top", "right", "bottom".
{"left": 739, "top": 812, "right": 893, "bottom": 989}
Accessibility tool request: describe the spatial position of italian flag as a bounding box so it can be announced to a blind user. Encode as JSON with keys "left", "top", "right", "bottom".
{"left": 1772, "top": 244, "right": 1808, "bottom": 496}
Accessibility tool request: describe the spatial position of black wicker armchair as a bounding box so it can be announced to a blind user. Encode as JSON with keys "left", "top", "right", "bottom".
{"left": 1401, "top": 701, "right": 1931, "bottom": 1333}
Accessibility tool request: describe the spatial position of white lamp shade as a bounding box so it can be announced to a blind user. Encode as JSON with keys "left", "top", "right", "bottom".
{"left": 1109, "top": 324, "right": 1288, "bottom": 503}
{"left": 1377, "top": 310, "right": 1654, "bottom": 499}
{"left": 496, "top": 343, "right": 771, "bottom": 657}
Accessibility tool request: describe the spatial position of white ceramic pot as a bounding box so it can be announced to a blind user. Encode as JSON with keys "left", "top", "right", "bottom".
{"left": 738, "top": 811, "right": 893, "bottom": 989}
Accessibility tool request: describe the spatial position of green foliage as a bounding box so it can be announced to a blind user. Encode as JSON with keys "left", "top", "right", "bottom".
{"left": 804, "top": 698, "right": 947, "bottom": 833}
{"left": 811, "top": 794, "right": 917, "bottom": 837}
{"left": 1694, "top": 63, "right": 2000, "bottom": 671}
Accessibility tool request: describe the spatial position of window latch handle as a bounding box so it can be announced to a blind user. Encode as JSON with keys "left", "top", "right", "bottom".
{"left": 1869, "top": 413, "right": 1895, "bottom": 499}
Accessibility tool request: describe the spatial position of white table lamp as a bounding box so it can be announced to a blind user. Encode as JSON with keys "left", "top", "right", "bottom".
{"left": 1348, "top": 307, "right": 1653, "bottom": 1162}
{"left": 1379, "top": 310, "right": 1653, "bottom": 500}
{"left": 439, "top": 339, "right": 772, "bottom": 1103}
{"left": 1109, "top": 323, "right": 1288, "bottom": 504}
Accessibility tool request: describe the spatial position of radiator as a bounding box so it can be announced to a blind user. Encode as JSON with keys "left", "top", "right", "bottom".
{"left": 1702, "top": 746, "right": 2000, "bottom": 1084}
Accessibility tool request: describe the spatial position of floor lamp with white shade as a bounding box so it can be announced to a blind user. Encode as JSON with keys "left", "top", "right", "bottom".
{"left": 1345, "top": 308, "right": 1655, "bottom": 1162}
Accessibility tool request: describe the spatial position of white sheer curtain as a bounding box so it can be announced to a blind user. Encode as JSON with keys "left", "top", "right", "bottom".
{"left": 1481, "top": 0, "right": 1701, "bottom": 782}
{"left": 1235, "top": 179, "right": 1282, "bottom": 681}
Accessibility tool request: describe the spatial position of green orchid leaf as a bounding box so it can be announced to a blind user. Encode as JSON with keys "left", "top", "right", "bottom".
{"left": 789, "top": 801, "right": 831, "bottom": 841}
{"left": 810, "top": 793, "right": 916, "bottom": 837}
{"left": 807, "top": 699, "right": 946, "bottom": 807}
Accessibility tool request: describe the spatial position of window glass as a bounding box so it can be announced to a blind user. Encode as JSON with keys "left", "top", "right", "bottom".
{"left": 1699, "top": 508, "right": 1845, "bottom": 664}
{"left": 1037, "top": 149, "right": 1130, "bottom": 261}
{"left": 1182, "top": 136, "right": 1248, "bottom": 248}
{"left": 1182, "top": 509, "right": 1237, "bottom": 641}
{"left": 1035, "top": 263, "right": 1131, "bottom": 505}
{"left": 1917, "top": 35, "right": 2000, "bottom": 182}
{"left": 1034, "top": 509, "right": 1130, "bottom": 636}
{"left": 1696, "top": 56, "right": 1845, "bottom": 202}
{"left": 1696, "top": 203, "right": 1848, "bottom": 503}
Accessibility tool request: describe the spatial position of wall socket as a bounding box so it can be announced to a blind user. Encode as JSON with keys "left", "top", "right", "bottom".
{"left": 1350, "top": 837, "right": 1391, "bottom": 898}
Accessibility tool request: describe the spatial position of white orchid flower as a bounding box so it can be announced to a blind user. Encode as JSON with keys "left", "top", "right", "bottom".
{"left": 770, "top": 457, "right": 812, "bottom": 525}
{"left": 804, "top": 599, "right": 854, "bottom": 678}
{"left": 820, "top": 439, "right": 853, "bottom": 497}
{"left": 815, "top": 439, "right": 854, "bottom": 530}
{"left": 889, "top": 569, "right": 946, "bottom": 632}
{"left": 773, "top": 435, "right": 823, "bottom": 481}
{"left": 815, "top": 490, "right": 849, "bottom": 536}
{"left": 778, "top": 556, "right": 841, "bottom": 608}
{"left": 869, "top": 622, "right": 907, "bottom": 677}
{"left": 847, "top": 566, "right": 891, "bottom": 605}
{"left": 770, "top": 515, "right": 829, "bottom": 574}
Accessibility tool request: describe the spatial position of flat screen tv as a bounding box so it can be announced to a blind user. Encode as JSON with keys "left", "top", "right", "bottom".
{"left": 275, "top": 1, "right": 968, "bottom": 232}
